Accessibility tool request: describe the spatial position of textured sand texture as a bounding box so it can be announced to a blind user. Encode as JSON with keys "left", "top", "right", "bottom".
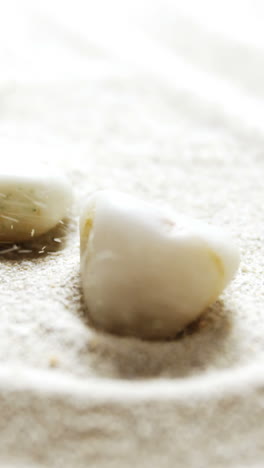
{"left": 0, "top": 1, "right": 264, "bottom": 467}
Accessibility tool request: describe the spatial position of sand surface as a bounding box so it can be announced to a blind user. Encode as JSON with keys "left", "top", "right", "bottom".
{"left": 0, "top": 1, "right": 264, "bottom": 466}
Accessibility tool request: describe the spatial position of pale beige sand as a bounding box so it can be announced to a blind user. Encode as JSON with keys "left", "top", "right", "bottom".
{"left": 0, "top": 1, "right": 264, "bottom": 467}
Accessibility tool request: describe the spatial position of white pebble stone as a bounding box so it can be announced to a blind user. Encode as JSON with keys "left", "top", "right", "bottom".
{"left": 80, "top": 191, "right": 240, "bottom": 340}
{"left": 0, "top": 162, "right": 73, "bottom": 242}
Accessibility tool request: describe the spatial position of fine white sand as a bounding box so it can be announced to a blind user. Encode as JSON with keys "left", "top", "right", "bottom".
{"left": 0, "top": 1, "right": 264, "bottom": 467}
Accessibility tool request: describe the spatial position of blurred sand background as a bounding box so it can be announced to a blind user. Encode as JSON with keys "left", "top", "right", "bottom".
{"left": 0, "top": 1, "right": 264, "bottom": 466}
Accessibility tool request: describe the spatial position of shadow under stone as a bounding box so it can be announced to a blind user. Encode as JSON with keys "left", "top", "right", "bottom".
{"left": 0, "top": 218, "right": 74, "bottom": 261}
{"left": 79, "top": 298, "right": 234, "bottom": 380}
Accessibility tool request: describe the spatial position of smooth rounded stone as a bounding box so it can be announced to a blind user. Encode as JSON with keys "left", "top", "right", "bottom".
{"left": 80, "top": 191, "right": 240, "bottom": 340}
{"left": 0, "top": 162, "right": 73, "bottom": 243}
